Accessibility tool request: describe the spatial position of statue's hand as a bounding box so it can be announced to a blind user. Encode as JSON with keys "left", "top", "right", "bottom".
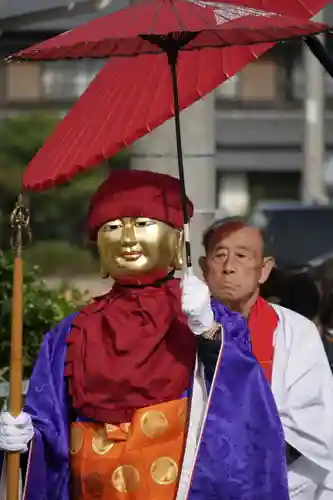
{"left": 181, "top": 269, "right": 215, "bottom": 335}
{"left": 0, "top": 411, "right": 34, "bottom": 453}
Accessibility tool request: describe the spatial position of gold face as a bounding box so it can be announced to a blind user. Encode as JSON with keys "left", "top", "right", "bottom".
{"left": 97, "top": 217, "right": 183, "bottom": 279}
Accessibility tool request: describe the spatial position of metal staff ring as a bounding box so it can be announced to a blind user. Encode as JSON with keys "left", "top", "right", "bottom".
{"left": 10, "top": 196, "right": 32, "bottom": 252}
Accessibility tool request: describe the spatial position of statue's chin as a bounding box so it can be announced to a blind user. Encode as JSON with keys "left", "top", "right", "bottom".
{"left": 110, "top": 261, "right": 154, "bottom": 277}
{"left": 112, "top": 268, "right": 171, "bottom": 286}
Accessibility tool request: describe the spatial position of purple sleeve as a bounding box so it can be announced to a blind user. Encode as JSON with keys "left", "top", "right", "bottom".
{"left": 22, "top": 313, "right": 77, "bottom": 500}
{"left": 187, "top": 300, "right": 289, "bottom": 500}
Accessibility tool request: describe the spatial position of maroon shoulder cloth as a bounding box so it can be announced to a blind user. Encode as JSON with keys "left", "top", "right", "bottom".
{"left": 65, "top": 275, "right": 196, "bottom": 424}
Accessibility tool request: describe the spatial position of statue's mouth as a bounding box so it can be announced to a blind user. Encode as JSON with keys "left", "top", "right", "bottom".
{"left": 120, "top": 251, "right": 142, "bottom": 261}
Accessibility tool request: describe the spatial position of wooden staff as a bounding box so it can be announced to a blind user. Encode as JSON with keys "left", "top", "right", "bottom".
{"left": 6, "top": 195, "right": 30, "bottom": 500}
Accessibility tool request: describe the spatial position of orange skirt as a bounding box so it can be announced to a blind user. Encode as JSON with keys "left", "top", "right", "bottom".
{"left": 70, "top": 397, "right": 188, "bottom": 499}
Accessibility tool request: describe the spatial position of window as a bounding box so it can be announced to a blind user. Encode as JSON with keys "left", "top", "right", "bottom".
{"left": 216, "top": 41, "right": 304, "bottom": 108}
{"left": 248, "top": 172, "right": 300, "bottom": 204}
{"left": 6, "top": 62, "right": 41, "bottom": 101}
{"left": 217, "top": 58, "right": 280, "bottom": 104}
{"left": 239, "top": 59, "right": 277, "bottom": 101}
{"left": 41, "top": 59, "right": 106, "bottom": 100}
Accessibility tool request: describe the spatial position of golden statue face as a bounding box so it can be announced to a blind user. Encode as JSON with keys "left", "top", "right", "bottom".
{"left": 97, "top": 217, "right": 183, "bottom": 279}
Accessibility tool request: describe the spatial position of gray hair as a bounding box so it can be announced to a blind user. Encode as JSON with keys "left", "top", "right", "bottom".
{"left": 202, "top": 216, "right": 270, "bottom": 256}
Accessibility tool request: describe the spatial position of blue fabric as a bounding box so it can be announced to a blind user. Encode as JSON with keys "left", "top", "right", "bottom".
{"left": 187, "top": 299, "right": 289, "bottom": 500}
{"left": 23, "top": 314, "right": 76, "bottom": 500}
{"left": 0, "top": 303, "right": 289, "bottom": 499}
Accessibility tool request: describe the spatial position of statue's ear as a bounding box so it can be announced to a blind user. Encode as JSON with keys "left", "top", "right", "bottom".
{"left": 171, "top": 230, "right": 184, "bottom": 270}
{"left": 97, "top": 235, "right": 109, "bottom": 279}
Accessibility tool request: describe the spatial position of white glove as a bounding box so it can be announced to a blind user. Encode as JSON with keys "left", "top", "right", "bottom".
{"left": 181, "top": 268, "right": 215, "bottom": 335}
{"left": 0, "top": 411, "right": 34, "bottom": 453}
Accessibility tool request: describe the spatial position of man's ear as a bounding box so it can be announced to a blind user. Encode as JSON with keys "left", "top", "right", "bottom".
{"left": 259, "top": 256, "right": 275, "bottom": 285}
{"left": 198, "top": 256, "right": 208, "bottom": 279}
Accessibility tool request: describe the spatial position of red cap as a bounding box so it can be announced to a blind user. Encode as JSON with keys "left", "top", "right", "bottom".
{"left": 87, "top": 170, "right": 193, "bottom": 240}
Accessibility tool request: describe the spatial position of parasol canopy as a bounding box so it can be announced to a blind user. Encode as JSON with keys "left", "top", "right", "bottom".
{"left": 20, "top": 44, "right": 274, "bottom": 191}
{"left": 8, "top": 0, "right": 329, "bottom": 61}
{"left": 7, "top": 0, "right": 331, "bottom": 267}
{"left": 10, "top": 0, "right": 331, "bottom": 191}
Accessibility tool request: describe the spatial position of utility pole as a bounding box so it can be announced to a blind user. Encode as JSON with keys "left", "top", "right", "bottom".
{"left": 301, "top": 9, "right": 327, "bottom": 204}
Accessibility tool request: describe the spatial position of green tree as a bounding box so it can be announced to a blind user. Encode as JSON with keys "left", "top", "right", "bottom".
{"left": 0, "top": 250, "right": 87, "bottom": 382}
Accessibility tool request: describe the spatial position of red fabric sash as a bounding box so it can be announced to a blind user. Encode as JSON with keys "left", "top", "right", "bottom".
{"left": 65, "top": 277, "right": 196, "bottom": 424}
{"left": 248, "top": 297, "right": 278, "bottom": 384}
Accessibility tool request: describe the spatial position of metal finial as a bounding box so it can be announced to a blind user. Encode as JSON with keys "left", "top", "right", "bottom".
{"left": 10, "top": 194, "right": 31, "bottom": 256}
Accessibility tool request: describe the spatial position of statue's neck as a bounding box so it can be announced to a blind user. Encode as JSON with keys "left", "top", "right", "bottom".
{"left": 114, "top": 268, "right": 172, "bottom": 287}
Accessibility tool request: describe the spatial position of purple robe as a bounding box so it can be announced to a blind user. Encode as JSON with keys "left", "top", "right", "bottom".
{"left": 1, "top": 302, "right": 289, "bottom": 499}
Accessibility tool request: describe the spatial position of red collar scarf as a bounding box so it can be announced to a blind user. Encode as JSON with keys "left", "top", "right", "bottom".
{"left": 65, "top": 276, "right": 196, "bottom": 424}
{"left": 248, "top": 297, "right": 278, "bottom": 384}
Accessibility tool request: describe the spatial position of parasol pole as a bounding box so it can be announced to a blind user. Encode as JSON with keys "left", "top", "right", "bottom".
{"left": 141, "top": 33, "right": 198, "bottom": 269}
{"left": 6, "top": 194, "right": 31, "bottom": 500}
{"left": 167, "top": 46, "right": 192, "bottom": 268}
{"left": 166, "top": 36, "right": 199, "bottom": 268}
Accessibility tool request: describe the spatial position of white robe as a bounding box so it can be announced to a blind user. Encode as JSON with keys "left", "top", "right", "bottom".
{"left": 271, "top": 304, "right": 333, "bottom": 499}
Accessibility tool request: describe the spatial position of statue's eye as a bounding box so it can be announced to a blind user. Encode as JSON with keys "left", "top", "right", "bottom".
{"left": 135, "top": 219, "right": 155, "bottom": 228}
{"left": 103, "top": 223, "right": 121, "bottom": 232}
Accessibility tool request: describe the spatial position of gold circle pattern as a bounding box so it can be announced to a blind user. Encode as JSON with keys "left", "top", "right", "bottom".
{"left": 92, "top": 428, "right": 114, "bottom": 455}
{"left": 140, "top": 411, "right": 169, "bottom": 439}
{"left": 150, "top": 457, "right": 178, "bottom": 485}
{"left": 70, "top": 427, "right": 83, "bottom": 455}
{"left": 111, "top": 465, "right": 140, "bottom": 493}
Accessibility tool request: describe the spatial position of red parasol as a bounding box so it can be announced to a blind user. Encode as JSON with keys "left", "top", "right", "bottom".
{"left": 9, "top": 0, "right": 328, "bottom": 61}
{"left": 8, "top": 0, "right": 330, "bottom": 267}
{"left": 20, "top": 44, "right": 274, "bottom": 191}
{"left": 12, "top": 0, "right": 331, "bottom": 195}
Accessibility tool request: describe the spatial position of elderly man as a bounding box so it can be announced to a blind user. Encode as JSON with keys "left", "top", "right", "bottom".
{"left": 182, "top": 218, "right": 333, "bottom": 500}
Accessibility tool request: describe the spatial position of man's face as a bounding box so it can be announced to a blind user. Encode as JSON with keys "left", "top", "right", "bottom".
{"left": 97, "top": 216, "right": 182, "bottom": 279}
{"left": 200, "top": 224, "right": 273, "bottom": 307}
